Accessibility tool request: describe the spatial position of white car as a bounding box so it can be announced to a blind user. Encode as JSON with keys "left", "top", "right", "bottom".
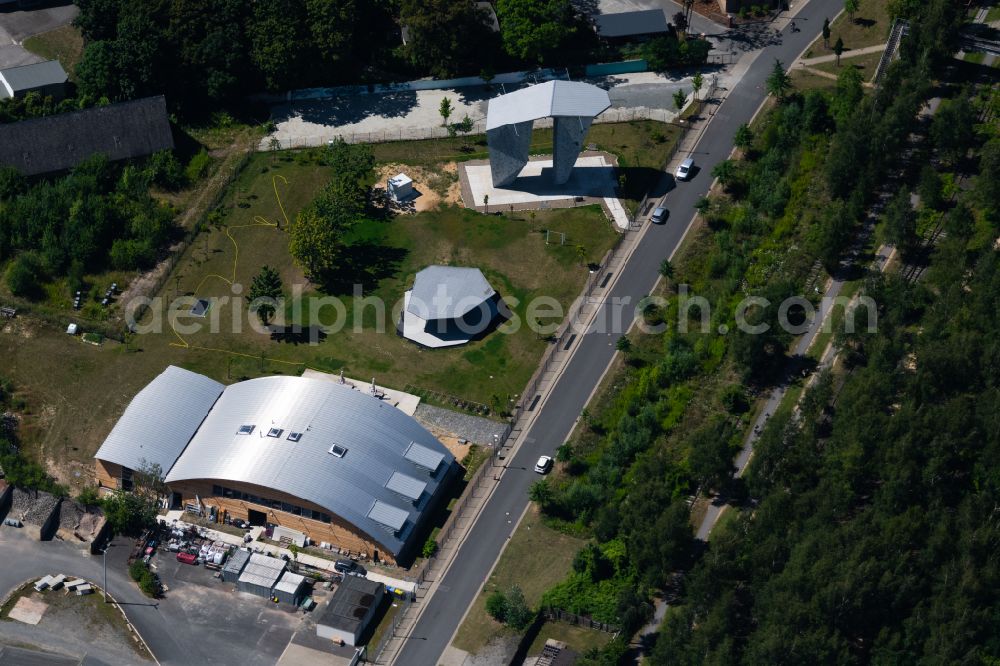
{"left": 675, "top": 157, "right": 694, "bottom": 181}
{"left": 534, "top": 455, "right": 553, "bottom": 474}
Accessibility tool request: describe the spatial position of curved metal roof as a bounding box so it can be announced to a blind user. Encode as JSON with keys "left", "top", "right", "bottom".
{"left": 486, "top": 81, "right": 611, "bottom": 131}
{"left": 406, "top": 266, "right": 496, "bottom": 321}
{"left": 93, "top": 366, "right": 224, "bottom": 477}
{"left": 164, "top": 375, "right": 454, "bottom": 557}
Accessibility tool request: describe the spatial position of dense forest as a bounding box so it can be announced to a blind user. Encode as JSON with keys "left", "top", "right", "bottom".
{"left": 517, "top": 0, "right": 997, "bottom": 662}
{"left": 67, "top": 0, "right": 707, "bottom": 116}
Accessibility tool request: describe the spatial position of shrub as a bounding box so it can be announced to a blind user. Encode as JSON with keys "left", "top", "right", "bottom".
{"left": 146, "top": 150, "right": 186, "bottom": 190}
{"left": 76, "top": 486, "right": 102, "bottom": 507}
{"left": 184, "top": 149, "right": 212, "bottom": 182}
{"left": 486, "top": 590, "right": 508, "bottom": 622}
{"left": 5, "top": 252, "right": 46, "bottom": 300}
{"left": 129, "top": 559, "right": 159, "bottom": 597}
{"left": 422, "top": 537, "right": 439, "bottom": 558}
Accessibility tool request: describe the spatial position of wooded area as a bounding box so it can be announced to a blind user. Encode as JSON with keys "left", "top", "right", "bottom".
{"left": 525, "top": 1, "right": 999, "bottom": 663}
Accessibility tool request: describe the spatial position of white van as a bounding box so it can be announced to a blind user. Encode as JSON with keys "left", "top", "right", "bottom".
{"left": 675, "top": 157, "right": 694, "bottom": 181}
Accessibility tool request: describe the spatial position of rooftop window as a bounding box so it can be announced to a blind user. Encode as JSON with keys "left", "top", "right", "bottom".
{"left": 329, "top": 444, "right": 348, "bottom": 458}
{"left": 238, "top": 425, "right": 255, "bottom": 435}
{"left": 266, "top": 428, "right": 283, "bottom": 438}
{"left": 287, "top": 432, "right": 302, "bottom": 442}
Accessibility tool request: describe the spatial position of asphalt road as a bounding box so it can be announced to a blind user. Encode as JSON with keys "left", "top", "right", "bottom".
{"left": 396, "top": 2, "right": 843, "bottom": 663}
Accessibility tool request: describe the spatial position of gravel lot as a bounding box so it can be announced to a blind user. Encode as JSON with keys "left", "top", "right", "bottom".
{"left": 415, "top": 404, "right": 509, "bottom": 446}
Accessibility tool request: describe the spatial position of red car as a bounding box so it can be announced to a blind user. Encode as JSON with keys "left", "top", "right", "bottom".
{"left": 176, "top": 552, "right": 198, "bottom": 565}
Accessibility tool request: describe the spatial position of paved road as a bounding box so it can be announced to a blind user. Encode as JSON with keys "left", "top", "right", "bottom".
{"left": 0, "top": 3, "right": 78, "bottom": 69}
{"left": 396, "top": 1, "right": 843, "bottom": 663}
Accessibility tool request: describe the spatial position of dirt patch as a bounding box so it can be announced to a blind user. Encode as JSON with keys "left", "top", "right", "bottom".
{"left": 376, "top": 162, "right": 461, "bottom": 213}
{"left": 422, "top": 425, "right": 473, "bottom": 461}
{"left": 8, "top": 596, "right": 48, "bottom": 625}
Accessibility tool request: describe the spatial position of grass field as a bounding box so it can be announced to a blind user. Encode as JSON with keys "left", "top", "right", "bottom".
{"left": 789, "top": 67, "right": 838, "bottom": 92}
{"left": 806, "top": 0, "right": 892, "bottom": 54}
{"left": 963, "top": 51, "right": 986, "bottom": 65}
{"left": 526, "top": 621, "right": 611, "bottom": 657}
{"left": 812, "top": 49, "right": 885, "bottom": 81}
{"left": 22, "top": 25, "right": 84, "bottom": 78}
{"left": 452, "top": 506, "right": 587, "bottom": 655}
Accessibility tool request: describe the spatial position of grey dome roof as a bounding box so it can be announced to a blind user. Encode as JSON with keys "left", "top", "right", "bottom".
{"left": 406, "top": 266, "right": 496, "bottom": 321}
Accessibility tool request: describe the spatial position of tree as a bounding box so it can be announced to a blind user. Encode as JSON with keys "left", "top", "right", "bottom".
{"left": 673, "top": 89, "right": 687, "bottom": 112}
{"left": 248, "top": 265, "right": 283, "bottom": 326}
{"left": 845, "top": 0, "right": 860, "bottom": 23}
{"left": 883, "top": 186, "right": 916, "bottom": 250}
{"left": 691, "top": 72, "right": 704, "bottom": 101}
{"left": 822, "top": 17, "right": 831, "bottom": 48}
{"left": 496, "top": 0, "right": 575, "bottom": 64}
{"left": 5, "top": 252, "right": 46, "bottom": 300}
{"left": 766, "top": 59, "right": 792, "bottom": 100}
{"left": 673, "top": 11, "right": 687, "bottom": 32}
{"left": 486, "top": 590, "right": 508, "bottom": 622}
{"left": 833, "top": 36, "right": 845, "bottom": 66}
{"left": 733, "top": 123, "right": 754, "bottom": 152}
{"left": 931, "top": 93, "right": 976, "bottom": 165}
{"left": 502, "top": 586, "right": 534, "bottom": 630}
{"left": 288, "top": 207, "right": 344, "bottom": 281}
{"left": 247, "top": 0, "right": 308, "bottom": 90}
{"left": 401, "top": 0, "right": 497, "bottom": 77}
{"left": 831, "top": 65, "right": 863, "bottom": 126}
{"left": 917, "top": 165, "right": 943, "bottom": 210}
{"left": 439, "top": 97, "right": 453, "bottom": 127}
{"left": 616, "top": 336, "right": 633, "bottom": 354}
{"left": 711, "top": 159, "right": 736, "bottom": 187}
{"left": 659, "top": 259, "right": 675, "bottom": 280}
{"left": 103, "top": 489, "right": 158, "bottom": 536}
{"left": 0, "top": 166, "right": 27, "bottom": 201}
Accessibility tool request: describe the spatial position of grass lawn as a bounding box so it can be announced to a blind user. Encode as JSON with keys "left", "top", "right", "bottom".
{"left": 137, "top": 151, "right": 617, "bottom": 407}
{"left": 963, "top": 51, "right": 986, "bottom": 65}
{"left": 452, "top": 506, "right": 587, "bottom": 655}
{"left": 22, "top": 25, "right": 84, "bottom": 78}
{"left": 525, "top": 621, "right": 611, "bottom": 657}
{"left": 789, "top": 68, "right": 838, "bottom": 92}
{"left": 806, "top": 0, "right": 892, "bottom": 54}
{"left": 812, "top": 50, "right": 885, "bottom": 81}
{"left": 986, "top": 6, "right": 1000, "bottom": 22}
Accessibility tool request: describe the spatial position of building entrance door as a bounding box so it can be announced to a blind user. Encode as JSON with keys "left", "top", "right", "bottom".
{"left": 247, "top": 509, "right": 267, "bottom": 526}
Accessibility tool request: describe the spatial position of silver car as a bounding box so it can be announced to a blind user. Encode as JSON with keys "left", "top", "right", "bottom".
{"left": 534, "top": 456, "right": 553, "bottom": 474}
{"left": 675, "top": 157, "right": 694, "bottom": 181}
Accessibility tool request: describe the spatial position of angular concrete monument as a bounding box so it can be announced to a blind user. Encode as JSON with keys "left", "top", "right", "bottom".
{"left": 486, "top": 81, "right": 611, "bottom": 187}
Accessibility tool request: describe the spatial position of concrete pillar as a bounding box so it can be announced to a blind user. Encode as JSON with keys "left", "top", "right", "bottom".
{"left": 487, "top": 120, "right": 534, "bottom": 187}
{"left": 552, "top": 116, "right": 592, "bottom": 185}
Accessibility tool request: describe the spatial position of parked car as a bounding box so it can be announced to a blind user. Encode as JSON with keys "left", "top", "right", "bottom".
{"left": 176, "top": 552, "right": 198, "bottom": 565}
{"left": 651, "top": 206, "right": 668, "bottom": 224}
{"left": 335, "top": 559, "right": 360, "bottom": 575}
{"left": 534, "top": 455, "right": 553, "bottom": 474}
{"left": 675, "top": 157, "right": 694, "bottom": 181}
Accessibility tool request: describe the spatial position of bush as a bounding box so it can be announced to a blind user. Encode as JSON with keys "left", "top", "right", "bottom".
{"left": 422, "top": 537, "right": 439, "bottom": 558}
{"left": 5, "top": 252, "right": 46, "bottom": 300}
{"left": 485, "top": 586, "right": 534, "bottom": 630}
{"left": 146, "top": 150, "right": 186, "bottom": 190}
{"left": 185, "top": 149, "right": 212, "bottom": 182}
{"left": 129, "top": 559, "right": 159, "bottom": 597}
{"left": 77, "top": 486, "right": 102, "bottom": 507}
{"left": 486, "top": 590, "right": 508, "bottom": 622}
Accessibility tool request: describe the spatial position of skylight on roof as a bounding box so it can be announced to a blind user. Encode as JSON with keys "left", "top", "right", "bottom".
{"left": 329, "top": 444, "right": 348, "bottom": 458}
{"left": 287, "top": 432, "right": 302, "bottom": 442}
{"left": 238, "top": 425, "right": 255, "bottom": 435}
{"left": 266, "top": 428, "right": 283, "bottom": 438}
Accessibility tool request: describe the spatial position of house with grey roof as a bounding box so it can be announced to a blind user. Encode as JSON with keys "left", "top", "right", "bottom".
{"left": 0, "top": 95, "right": 174, "bottom": 177}
{"left": 400, "top": 266, "right": 502, "bottom": 348}
{"left": 0, "top": 60, "right": 67, "bottom": 101}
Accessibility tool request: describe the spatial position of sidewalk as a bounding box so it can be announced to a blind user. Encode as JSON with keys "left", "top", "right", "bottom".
{"left": 799, "top": 42, "right": 886, "bottom": 66}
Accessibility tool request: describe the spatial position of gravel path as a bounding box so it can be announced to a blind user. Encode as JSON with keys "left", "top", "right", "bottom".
{"left": 414, "top": 404, "right": 509, "bottom": 446}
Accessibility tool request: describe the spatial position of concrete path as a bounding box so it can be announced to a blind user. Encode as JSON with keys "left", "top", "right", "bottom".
{"left": 799, "top": 42, "right": 886, "bottom": 65}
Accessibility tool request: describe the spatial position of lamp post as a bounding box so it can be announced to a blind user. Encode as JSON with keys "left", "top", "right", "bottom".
{"left": 103, "top": 546, "right": 109, "bottom": 602}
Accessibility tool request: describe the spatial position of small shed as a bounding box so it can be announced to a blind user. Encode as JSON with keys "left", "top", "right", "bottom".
{"left": 272, "top": 525, "right": 306, "bottom": 548}
{"left": 66, "top": 323, "right": 78, "bottom": 335}
{"left": 316, "top": 576, "right": 385, "bottom": 646}
{"left": 594, "top": 9, "right": 670, "bottom": 41}
{"left": 237, "top": 553, "right": 286, "bottom": 598}
{"left": 273, "top": 571, "right": 307, "bottom": 606}
{"left": 387, "top": 173, "right": 413, "bottom": 202}
{"left": 222, "top": 548, "right": 251, "bottom": 583}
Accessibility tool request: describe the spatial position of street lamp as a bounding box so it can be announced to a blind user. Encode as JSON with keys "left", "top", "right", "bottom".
{"left": 102, "top": 544, "right": 114, "bottom": 603}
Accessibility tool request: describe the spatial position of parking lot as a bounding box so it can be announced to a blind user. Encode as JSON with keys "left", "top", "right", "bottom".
{"left": 0, "top": 2, "right": 77, "bottom": 69}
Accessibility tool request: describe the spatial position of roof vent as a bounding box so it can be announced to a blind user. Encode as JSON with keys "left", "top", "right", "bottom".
{"left": 238, "top": 425, "right": 255, "bottom": 435}
{"left": 266, "top": 428, "right": 283, "bottom": 438}
{"left": 287, "top": 432, "right": 303, "bottom": 442}
{"left": 329, "top": 444, "right": 348, "bottom": 458}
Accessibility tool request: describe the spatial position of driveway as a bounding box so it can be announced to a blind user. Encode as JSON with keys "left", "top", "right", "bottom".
{"left": 0, "top": 526, "right": 304, "bottom": 666}
{"left": 0, "top": 2, "right": 78, "bottom": 69}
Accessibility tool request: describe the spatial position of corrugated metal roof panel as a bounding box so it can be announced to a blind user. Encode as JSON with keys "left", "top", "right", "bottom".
{"left": 407, "top": 266, "right": 495, "bottom": 320}
{"left": 404, "top": 441, "right": 445, "bottom": 472}
{"left": 594, "top": 9, "right": 669, "bottom": 37}
{"left": 0, "top": 60, "right": 67, "bottom": 92}
{"left": 367, "top": 500, "right": 409, "bottom": 532}
{"left": 385, "top": 471, "right": 427, "bottom": 502}
{"left": 274, "top": 571, "right": 306, "bottom": 594}
{"left": 486, "top": 81, "right": 611, "bottom": 130}
{"left": 164, "top": 375, "right": 455, "bottom": 557}
{"left": 94, "top": 366, "right": 224, "bottom": 476}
